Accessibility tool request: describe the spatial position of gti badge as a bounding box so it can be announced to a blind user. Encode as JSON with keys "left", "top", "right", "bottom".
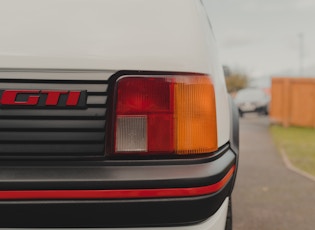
{"left": 0, "top": 90, "right": 87, "bottom": 109}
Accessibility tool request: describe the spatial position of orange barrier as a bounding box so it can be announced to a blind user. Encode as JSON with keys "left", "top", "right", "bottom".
{"left": 270, "top": 78, "right": 315, "bottom": 128}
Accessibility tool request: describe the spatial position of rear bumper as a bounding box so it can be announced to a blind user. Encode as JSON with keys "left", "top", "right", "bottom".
{"left": 0, "top": 144, "right": 237, "bottom": 228}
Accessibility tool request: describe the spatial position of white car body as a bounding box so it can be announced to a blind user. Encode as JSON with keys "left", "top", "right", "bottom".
{"left": 0, "top": 0, "right": 237, "bottom": 229}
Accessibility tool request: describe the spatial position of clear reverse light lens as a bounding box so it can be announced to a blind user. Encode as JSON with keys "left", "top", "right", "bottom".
{"left": 116, "top": 116, "right": 147, "bottom": 152}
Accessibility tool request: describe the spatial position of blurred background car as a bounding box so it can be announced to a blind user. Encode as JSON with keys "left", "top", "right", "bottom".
{"left": 234, "top": 88, "right": 270, "bottom": 117}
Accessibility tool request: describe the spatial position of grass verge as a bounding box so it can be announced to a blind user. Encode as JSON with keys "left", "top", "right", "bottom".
{"left": 270, "top": 125, "right": 315, "bottom": 177}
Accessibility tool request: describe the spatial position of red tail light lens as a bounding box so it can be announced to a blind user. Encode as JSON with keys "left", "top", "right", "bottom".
{"left": 114, "top": 75, "right": 217, "bottom": 156}
{"left": 116, "top": 78, "right": 174, "bottom": 154}
{"left": 116, "top": 78, "right": 174, "bottom": 114}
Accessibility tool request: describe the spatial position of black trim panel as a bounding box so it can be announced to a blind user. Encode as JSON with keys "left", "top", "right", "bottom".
{"left": 0, "top": 78, "right": 108, "bottom": 159}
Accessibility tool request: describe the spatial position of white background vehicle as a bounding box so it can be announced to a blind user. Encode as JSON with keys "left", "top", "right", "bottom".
{"left": 234, "top": 88, "right": 270, "bottom": 117}
{"left": 0, "top": 0, "right": 239, "bottom": 229}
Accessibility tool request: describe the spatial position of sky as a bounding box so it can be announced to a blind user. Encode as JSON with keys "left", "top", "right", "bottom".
{"left": 203, "top": 0, "right": 315, "bottom": 79}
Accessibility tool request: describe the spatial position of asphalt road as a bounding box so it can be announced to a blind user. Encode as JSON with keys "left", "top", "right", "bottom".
{"left": 233, "top": 115, "right": 315, "bottom": 230}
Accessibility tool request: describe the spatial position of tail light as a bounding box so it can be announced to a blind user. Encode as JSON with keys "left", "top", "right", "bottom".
{"left": 113, "top": 75, "right": 217, "bottom": 156}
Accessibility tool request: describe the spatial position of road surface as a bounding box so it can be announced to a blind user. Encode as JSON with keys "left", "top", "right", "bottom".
{"left": 233, "top": 115, "right": 315, "bottom": 230}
